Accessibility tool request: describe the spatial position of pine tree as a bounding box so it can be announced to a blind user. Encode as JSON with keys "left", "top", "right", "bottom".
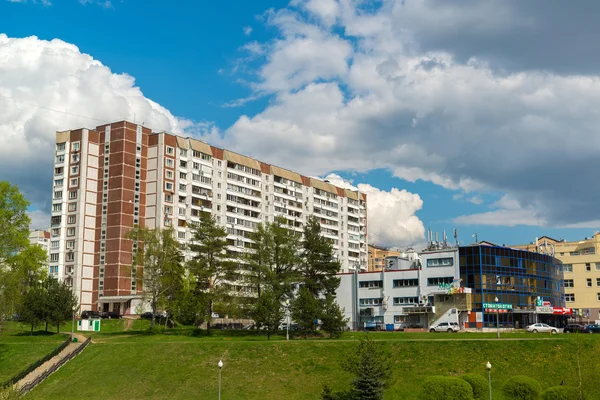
{"left": 299, "top": 216, "right": 340, "bottom": 297}
{"left": 291, "top": 286, "right": 320, "bottom": 332}
{"left": 46, "top": 278, "right": 78, "bottom": 333}
{"left": 341, "top": 335, "right": 395, "bottom": 400}
{"left": 187, "top": 212, "right": 237, "bottom": 333}
{"left": 250, "top": 288, "right": 283, "bottom": 339}
{"left": 320, "top": 294, "right": 348, "bottom": 338}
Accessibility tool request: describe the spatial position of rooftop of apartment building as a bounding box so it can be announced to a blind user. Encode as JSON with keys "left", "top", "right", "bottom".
{"left": 510, "top": 233, "right": 600, "bottom": 256}
{"left": 57, "top": 121, "right": 365, "bottom": 201}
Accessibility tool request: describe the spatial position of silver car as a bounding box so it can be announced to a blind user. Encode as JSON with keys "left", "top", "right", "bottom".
{"left": 526, "top": 323, "right": 559, "bottom": 334}
{"left": 429, "top": 322, "right": 460, "bottom": 333}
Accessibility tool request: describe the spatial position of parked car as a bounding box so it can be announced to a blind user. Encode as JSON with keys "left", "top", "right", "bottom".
{"left": 563, "top": 324, "right": 588, "bottom": 333}
{"left": 585, "top": 324, "right": 600, "bottom": 333}
{"left": 80, "top": 310, "right": 102, "bottom": 319}
{"left": 140, "top": 312, "right": 154, "bottom": 320}
{"left": 101, "top": 311, "right": 122, "bottom": 319}
{"left": 526, "top": 323, "right": 559, "bottom": 334}
{"left": 429, "top": 322, "right": 460, "bottom": 333}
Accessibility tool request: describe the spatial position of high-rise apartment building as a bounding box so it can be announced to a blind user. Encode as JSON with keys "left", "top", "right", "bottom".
{"left": 49, "top": 121, "right": 368, "bottom": 313}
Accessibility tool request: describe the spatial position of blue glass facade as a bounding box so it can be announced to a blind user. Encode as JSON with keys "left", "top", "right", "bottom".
{"left": 459, "top": 245, "right": 564, "bottom": 328}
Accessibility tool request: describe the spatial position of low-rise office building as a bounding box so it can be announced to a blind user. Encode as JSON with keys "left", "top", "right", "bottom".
{"left": 337, "top": 242, "right": 566, "bottom": 330}
{"left": 512, "top": 234, "right": 600, "bottom": 324}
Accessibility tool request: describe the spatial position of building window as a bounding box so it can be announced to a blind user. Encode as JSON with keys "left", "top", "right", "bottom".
{"left": 166, "top": 170, "right": 173, "bottom": 179}
{"left": 166, "top": 158, "right": 174, "bottom": 167}
{"left": 180, "top": 148, "right": 187, "bottom": 156}
{"left": 54, "top": 191, "right": 62, "bottom": 199}
{"left": 66, "top": 252, "right": 74, "bottom": 262}
{"left": 180, "top": 160, "right": 188, "bottom": 168}
{"left": 50, "top": 253, "right": 59, "bottom": 262}
{"left": 56, "top": 143, "right": 66, "bottom": 151}
{"left": 359, "top": 298, "right": 382, "bottom": 306}
{"left": 359, "top": 281, "right": 382, "bottom": 288}
{"left": 596, "top": 263, "right": 600, "bottom": 271}
{"left": 69, "top": 191, "right": 77, "bottom": 199}
{"left": 564, "top": 279, "right": 574, "bottom": 288}
{"left": 56, "top": 155, "right": 64, "bottom": 163}
{"left": 71, "top": 154, "right": 79, "bottom": 163}
{"left": 587, "top": 278, "right": 592, "bottom": 287}
{"left": 66, "top": 240, "right": 75, "bottom": 249}
{"left": 427, "top": 277, "right": 454, "bottom": 286}
{"left": 180, "top": 172, "right": 187, "bottom": 180}
{"left": 54, "top": 179, "right": 63, "bottom": 187}
{"left": 193, "top": 162, "right": 200, "bottom": 170}
{"left": 67, "top": 228, "right": 75, "bottom": 237}
{"left": 52, "top": 204, "right": 62, "bottom": 212}
{"left": 68, "top": 215, "right": 76, "bottom": 224}
{"left": 178, "top": 231, "right": 186, "bottom": 239}
{"left": 597, "top": 278, "right": 600, "bottom": 287}
{"left": 586, "top": 263, "right": 591, "bottom": 271}
{"left": 70, "top": 178, "right": 78, "bottom": 187}
{"left": 179, "top": 184, "right": 186, "bottom": 191}
{"left": 68, "top": 203, "right": 77, "bottom": 211}
{"left": 72, "top": 142, "right": 80, "bottom": 151}
{"left": 393, "top": 279, "right": 419, "bottom": 287}
{"left": 166, "top": 146, "right": 174, "bottom": 155}
{"left": 565, "top": 293, "right": 575, "bottom": 302}
{"left": 597, "top": 293, "right": 600, "bottom": 302}
{"left": 563, "top": 264, "right": 573, "bottom": 272}
{"left": 50, "top": 241, "right": 59, "bottom": 249}
{"left": 71, "top": 166, "right": 79, "bottom": 175}
{"left": 49, "top": 266, "right": 59, "bottom": 276}
{"left": 426, "top": 257, "right": 454, "bottom": 267}
{"left": 165, "top": 194, "right": 173, "bottom": 203}
{"left": 51, "top": 228, "right": 60, "bottom": 237}
{"left": 393, "top": 297, "right": 419, "bottom": 305}
{"left": 165, "top": 182, "right": 173, "bottom": 191}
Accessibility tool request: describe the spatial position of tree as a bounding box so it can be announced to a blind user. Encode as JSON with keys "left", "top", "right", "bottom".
{"left": 340, "top": 335, "right": 395, "bottom": 400}
{"left": 320, "top": 294, "right": 348, "bottom": 338}
{"left": 0, "top": 181, "right": 30, "bottom": 261}
{"left": 250, "top": 288, "right": 284, "bottom": 339}
{"left": 291, "top": 286, "right": 321, "bottom": 332}
{"left": 299, "top": 216, "right": 341, "bottom": 298}
{"left": 187, "top": 212, "right": 237, "bottom": 334}
{"left": 246, "top": 223, "right": 274, "bottom": 299}
{"left": 128, "top": 226, "right": 184, "bottom": 329}
{"left": 46, "top": 278, "right": 78, "bottom": 333}
{"left": 0, "top": 181, "right": 37, "bottom": 332}
{"left": 18, "top": 285, "right": 46, "bottom": 334}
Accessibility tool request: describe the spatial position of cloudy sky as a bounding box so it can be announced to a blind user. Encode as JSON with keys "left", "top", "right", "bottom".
{"left": 2, "top": 0, "right": 600, "bottom": 248}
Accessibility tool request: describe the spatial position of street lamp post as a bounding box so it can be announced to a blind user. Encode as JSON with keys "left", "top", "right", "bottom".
{"left": 285, "top": 299, "right": 290, "bottom": 341}
{"left": 495, "top": 297, "right": 500, "bottom": 339}
{"left": 486, "top": 361, "right": 492, "bottom": 400}
{"left": 218, "top": 360, "right": 223, "bottom": 400}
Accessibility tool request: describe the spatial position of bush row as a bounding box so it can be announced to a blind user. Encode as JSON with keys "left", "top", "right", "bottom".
{"left": 419, "top": 374, "right": 583, "bottom": 400}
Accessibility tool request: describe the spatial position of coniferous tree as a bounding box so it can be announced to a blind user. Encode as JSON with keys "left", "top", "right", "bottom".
{"left": 187, "top": 212, "right": 237, "bottom": 333}
{"left": 46, "top": 278, "right": 78, "bottom": 333}
{"left": 291, "top": 286, "right": 321, "bottom": 332}
{"left": 320, "top": 294, "right": 348, "bottom": 338}
{"left": 250, "top": 288, "right": 284, "bottom": 339}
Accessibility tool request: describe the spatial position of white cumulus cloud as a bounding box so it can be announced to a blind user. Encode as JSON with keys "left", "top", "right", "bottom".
{"left": 322, "top": 174, "right": 425, "bottom": 248}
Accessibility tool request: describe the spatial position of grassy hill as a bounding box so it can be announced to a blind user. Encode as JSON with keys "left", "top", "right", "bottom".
{"left": 21, "top": 324, "right": 600, "bottom": 399}
{"left": 0, "top": 323, "right": 69, "bottom": 383}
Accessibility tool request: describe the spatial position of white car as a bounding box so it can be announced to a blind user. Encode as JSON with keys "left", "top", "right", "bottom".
{"left": 429, "top": 322, "right": 460, "bottom": 333}
{"left": 526, "top": 323, "right": 559, "bottom": 334}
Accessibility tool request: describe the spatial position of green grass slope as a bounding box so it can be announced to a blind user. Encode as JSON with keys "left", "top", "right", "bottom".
{"left": 25, "top": 329, "right": 600, "bottom": 400}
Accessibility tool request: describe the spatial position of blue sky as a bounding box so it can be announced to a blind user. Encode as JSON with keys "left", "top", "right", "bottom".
{"left": 2, "top": 0, "right": 600, "bottom": 247}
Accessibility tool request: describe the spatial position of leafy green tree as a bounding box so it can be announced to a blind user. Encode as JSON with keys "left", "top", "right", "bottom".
{"left": 320, "top": 294, "right": 348, "bottom": 338}
{"left": 246, "top": 223, "right": 274, "bottom": 299}
{"left": 0, "top": 181, "right": 30, "bottom": 261}
{"left": 341, "top": 335, "right": 395, "bottom": 400}
{"left": 291, "top": 286, "right": 320, "bottom": 332}
{"left": 128, "top": 226, "right": 184, "bottom": 329}
{"left": 18, "top": 285, "right": 46, "bottom": 333}
{"left": 250, "top": 288, "right": 284, "bottom": 339}
{"left": 46, "top": 278, "right": 78, "bottom": 333}
{"left": 299, "top": 216, "right": 340, "bottom": 297}
{"left": 187, "top": 212, "right": 237, "bottom": 333}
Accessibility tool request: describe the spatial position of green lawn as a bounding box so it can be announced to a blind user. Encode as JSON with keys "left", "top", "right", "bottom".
{"left": 24, "top": 327, "right": 600, "bottom": 399}
{"left": 0, "top": 322, "right": 69, "bottom": 383}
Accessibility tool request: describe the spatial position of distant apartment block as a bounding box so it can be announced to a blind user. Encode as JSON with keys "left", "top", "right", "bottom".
{"left": 29, "top": 229, "right": 50, "bottom": 265}
{"left": 49, "top": 121, "right": 368, "bottom": 313}
{"left": 368, "top": 244, "right": 401, "bottom": 271}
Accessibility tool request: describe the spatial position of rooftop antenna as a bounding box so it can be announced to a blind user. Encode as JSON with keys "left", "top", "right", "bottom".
{"left": 472, "top": 233, "right": 478, "bottom": 244}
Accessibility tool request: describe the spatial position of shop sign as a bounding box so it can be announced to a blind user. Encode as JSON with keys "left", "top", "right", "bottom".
{"left": 536, "top": 306, "right": 554, "bottom": 314}
{"left": 483, "top": 302, "right": 512, "bottom": 310}
{"left": 552, "top": 307, "right": 572, "bottom": 315}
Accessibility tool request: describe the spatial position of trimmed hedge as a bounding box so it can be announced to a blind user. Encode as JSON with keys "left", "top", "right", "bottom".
{"left": 419, "top": 376, "right": 474, "bottom": 400}
{"left": 459, "top": 374, "right": 488, "bottom": 400}
{"left": 541, "top": 386, "right": 581, "bottom": 400}
{"left": 502, "top": 375, "right": 542, "bottom": 400}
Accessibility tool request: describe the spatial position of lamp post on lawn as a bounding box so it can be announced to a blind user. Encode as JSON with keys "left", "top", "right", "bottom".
{"left": 495, "top": 297, "right": 500, "bottom": 339}
{"left": 486, "top": 361, "right": 492, "bottom": 400}
{"left": 218, "top": 360, "right": 223, "bottom": 400}
{"left": 285, "top": 299, "right": 290, "bottom": 341}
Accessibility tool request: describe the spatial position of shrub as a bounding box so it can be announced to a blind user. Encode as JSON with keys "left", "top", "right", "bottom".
{"left": 541, "top": 386, "right": 581, "bottom": 400}
{"left": 502, "top": 376, "right": 542, "bottom": 400}
{"left": 419, "top": 376, "right": 474, "bottom": 400}
{"left": 460, "top": 374, "right": 488, "bottom": 400}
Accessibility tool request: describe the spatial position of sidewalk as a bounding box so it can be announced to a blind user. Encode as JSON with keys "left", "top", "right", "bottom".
{"left": 15, "top": 332, "right": 89, "bottom": 392}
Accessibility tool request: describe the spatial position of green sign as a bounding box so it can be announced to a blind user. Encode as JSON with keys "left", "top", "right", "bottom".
{"left": 483, "top": 303, "right": 512, "bottom": 310}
